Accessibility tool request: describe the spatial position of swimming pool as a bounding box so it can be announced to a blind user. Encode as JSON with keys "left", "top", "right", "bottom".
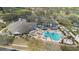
{"left": 43, "top": 31, "right": 62, "bottom": 41}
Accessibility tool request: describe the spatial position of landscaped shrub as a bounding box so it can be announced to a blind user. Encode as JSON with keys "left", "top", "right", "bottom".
{"left": 6, "top": 35, "right": 15, "bottom": 44}
{"left": 0, "top": 22, "right": 6, "bottom": 31}
{"left": 22, "top": 34, "right": 29, "bottom": 41}
{"left": 0, "top": 35, "right": 15, "bottom": 45}
{"left": 60, "top": 45, "right": 79, "bottom": 51}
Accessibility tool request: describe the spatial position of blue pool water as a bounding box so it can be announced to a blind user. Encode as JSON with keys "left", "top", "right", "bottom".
{"left": 43, "top": 31, "right": 62, "bottom": 41}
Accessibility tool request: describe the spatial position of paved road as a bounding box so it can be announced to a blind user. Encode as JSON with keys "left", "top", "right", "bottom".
{"left": 0, "top": 47, "right": 19, "bottom": 51}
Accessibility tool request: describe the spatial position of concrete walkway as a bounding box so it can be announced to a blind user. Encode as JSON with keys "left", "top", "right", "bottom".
{"left": 0, "top": 27, "right": 7, "bottom": 34}
{"left": 12, "top": 44, "right": 28, "bottom": 47}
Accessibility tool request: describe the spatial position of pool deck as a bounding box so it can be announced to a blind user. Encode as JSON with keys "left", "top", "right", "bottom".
{"left": 29, "top": 28, "right": 64, "bottom": 43}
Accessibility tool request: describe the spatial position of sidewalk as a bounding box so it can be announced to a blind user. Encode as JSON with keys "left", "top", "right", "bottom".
{"left": 12, "top": 44, "right": 28, "bottom": 47}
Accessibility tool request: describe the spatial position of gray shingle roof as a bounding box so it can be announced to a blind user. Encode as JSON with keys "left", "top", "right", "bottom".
{"left": 8, "top": 19, "right": 36, "bottom": 34}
